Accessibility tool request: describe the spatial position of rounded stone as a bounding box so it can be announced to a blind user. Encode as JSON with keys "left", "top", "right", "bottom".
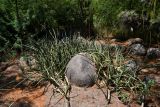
{"left": 65, "top": 53, "right": 97, "bottom": 87}
{"left": 129, "top": 43, "right": 146, "bottom": 56}
{"left": 125, "top": 60, "right": 139, "bottom": 73}
{"left": 127, "top": 38, "right": 143, "bottom": 46}
{"left": 146, "top": 48, "right": 160, "bottom": 59}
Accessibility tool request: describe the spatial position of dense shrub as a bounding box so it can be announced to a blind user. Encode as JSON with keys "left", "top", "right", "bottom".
{"left": 0, "top": 0, "right": 160, "bottom": 61}
{"left": 0, "top": 0, "right": 94, "bottom": 61}
{"left": 93, "top": 0, "right": 160, "bottom": 42}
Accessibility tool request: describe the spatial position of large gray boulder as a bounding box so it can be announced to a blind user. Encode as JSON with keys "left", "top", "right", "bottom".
{"left": 129, "top": 44, "right": 146, "bottom": 56}
{"left": 65, "top": 53, "right": 97, "bottom": 87}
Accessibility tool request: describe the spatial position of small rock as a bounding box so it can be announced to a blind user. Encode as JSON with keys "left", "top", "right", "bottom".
{"left": 27, "top": 56, "right": 37, "bottom": 69}
{"left": 19, "top": 56, "right": 37, "bottom": 70}
{"left": 146, "top": 48, "right": 160, "bottom": 59}
{"left": 0, "top": 65, "right": 22, "bottom": 86}
{"left": 129, "top": 44, "right": 146, "bottom": 56}
{"left": 141, "top": 68, "right": 158, "bottom": 74}
{"left": 65, "top": 53, "right": 97, "bottom": 87}
{"left": 125, "top": 60, "right": 139, "bottom": 73}
{"left": 127, "top": 38, "right": 143, "bottom": 46}
{"left": 19, "top": 57, "right": 30, "bottom": 71}
{"left": 110, "top": 39, "right": 120, "bottom": 42}
{"left": 141, "top": 69, "right": 149, "bottom": 73}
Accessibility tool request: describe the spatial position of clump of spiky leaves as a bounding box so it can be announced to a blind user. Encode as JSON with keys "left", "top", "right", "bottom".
{"left": 91, "top": 47, "right": 155, "bottom": 105}
{"left": 29, "top": 36, "right": 108, "bottom": 107}
{"left": 30, "top": 36, "right": 154, "bottom": 106}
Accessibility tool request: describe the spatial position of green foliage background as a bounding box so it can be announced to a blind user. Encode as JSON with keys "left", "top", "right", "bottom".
{"left": 0, "top": 0, "right": 160, "bottom": 61}
{"left": 93, "top": 0, "right": 160, "bottom": 40}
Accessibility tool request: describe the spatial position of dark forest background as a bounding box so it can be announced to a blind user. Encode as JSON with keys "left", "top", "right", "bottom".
{"left": 0, "top": 0, "right": 160, "bottom": 60}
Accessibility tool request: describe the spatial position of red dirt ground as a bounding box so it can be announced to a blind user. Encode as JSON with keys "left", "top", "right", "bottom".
{"left": 1, "top": 84, "right": 141, "bottom": 107}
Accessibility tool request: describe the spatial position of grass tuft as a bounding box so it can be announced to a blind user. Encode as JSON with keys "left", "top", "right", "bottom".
{"left": 29, "top": 36, "right": 155, "bottom": 105}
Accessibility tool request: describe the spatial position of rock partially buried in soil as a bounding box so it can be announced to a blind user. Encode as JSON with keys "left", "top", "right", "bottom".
{"left": 127, "top": 38, "right": 143, "bottom": 46}
{"left": 146, "top": 48, "right": 160, "bottom": 59}
{"left": 110, "top": 38, "right": 120, "bottom": 42}
{"left": 141, "top": 68, "right": 158, "bottom": 74}
{"left": 0, "top": 64, "right": 22, "bottom": 86}
{"left": 19, "top": 56, "right": 37, "bottom": 70}
{"left": 19, "top": 57, "right": 30, "bottom": 71}
{"left": 129, "top": 43, "right": 146, "bottom": 56}
{"left": 125, "top": 60, "right": 139, "bottom": 73}
{"left": 65, "top": 53, "right": 97, "bottom": 87}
